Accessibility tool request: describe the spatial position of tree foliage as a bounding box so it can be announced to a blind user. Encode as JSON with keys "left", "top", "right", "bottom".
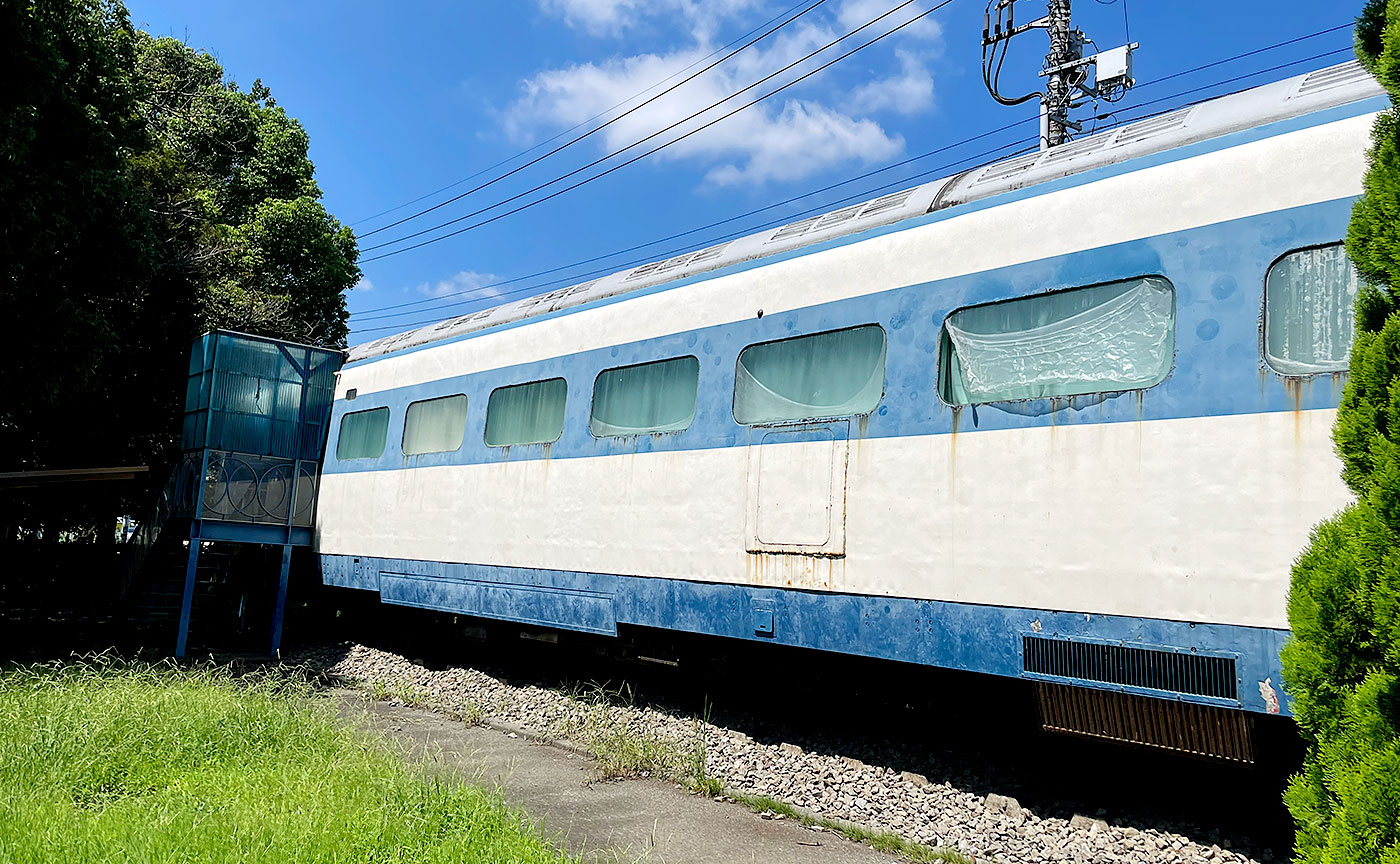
{"left": 1281, "top": 3, "right": 1400, "bottom": 862}
{"left": 0, "top": 0, "right": 357, "bottom": 518}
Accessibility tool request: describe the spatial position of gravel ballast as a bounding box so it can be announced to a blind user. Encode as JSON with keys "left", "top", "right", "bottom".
{"left": 290, "top": 642, "right": 1267, "bottom": 864}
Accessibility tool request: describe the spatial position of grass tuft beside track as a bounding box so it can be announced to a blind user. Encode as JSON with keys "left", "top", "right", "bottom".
{"left": 0, "top": 657, "right": 575, "bottom": 864}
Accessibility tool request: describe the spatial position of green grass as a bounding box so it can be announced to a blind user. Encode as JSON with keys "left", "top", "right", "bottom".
{"left": 0, "top": 658, "right": 576, "bottom": 864}
{"left": 727, "top": 792, "right": 977, "bottom": 864}
{"left": 550, "top": 682, "right": 687, "bottom": 782}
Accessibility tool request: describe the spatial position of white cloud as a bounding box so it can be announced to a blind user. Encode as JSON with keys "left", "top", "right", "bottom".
{"left": 415, "top": 270, "right": 501, "bottom": 299}
{"left": 506, "top": 0, "right": 943, "bottom": 186}
{"left": 542, "top": 0, "right": 763, "bottom": 38}
{"left": 704, "top": 100, "right": 903, "bottom": 185}
{"left": 837, "top": 0, "right": 942, "bottom": 41}
{"left": 350, "top": 276, "right": 374, "bottom": 292}
{"left": 848, "top": 49, "right": 934, "bottom": 115}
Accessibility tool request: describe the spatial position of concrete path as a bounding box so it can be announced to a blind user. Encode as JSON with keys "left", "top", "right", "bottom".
{"left": 337, "top": 692, "right": 896, "bottom": 864}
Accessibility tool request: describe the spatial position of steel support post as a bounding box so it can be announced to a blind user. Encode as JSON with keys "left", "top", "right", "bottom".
{"left": 269, "top": 544, "right": 292, "bottom": 657}
{"left": 175, "top": 527, "right": 200, "bottom": 658}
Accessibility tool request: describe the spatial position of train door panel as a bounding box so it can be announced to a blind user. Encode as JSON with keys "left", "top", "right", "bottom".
{"left": 745, "top": 421, "right": 849, "bottom": 557}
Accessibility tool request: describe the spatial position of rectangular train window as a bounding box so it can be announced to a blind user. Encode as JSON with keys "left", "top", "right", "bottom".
{"left": 734, "top": 325, "right": 886, "bottom": 425}
{"left": 402, "top": 394, "right": 467, "bottom": 455}
{"left": 336, "top": 407, "right": 389, "bottom": 460}
{"left": 1264, "top": 244, "right": 1359, "bottom": 375}
{"left": 939, "top": 276, "right": 1175, "bottom": 405}
{"left": 485, "top": 378, "right": 567, "bottom": 446}
{"left": 590, "top": 356, "right": 699, "bottom": 437}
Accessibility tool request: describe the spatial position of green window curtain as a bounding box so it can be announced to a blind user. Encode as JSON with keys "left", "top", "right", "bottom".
{"left": 940, "top": 277, "right": 1175, "bottom": 405}
{"left": 733, "top": 325, "right": 886, "bottom": 425}
{"left": 336, "top": 407, "right": 389, "bottom": 460}
{"left": 485, "top": 378, "right": 568, "bottom": 446}
{"left": 591, "top": 356, "right": 700, "bottom": 437}
{"left": 1264, "top": 244, "right": 1359, "bottom": 375}
{"left": 402, "top": 394, "right": 467, "bottom": 455}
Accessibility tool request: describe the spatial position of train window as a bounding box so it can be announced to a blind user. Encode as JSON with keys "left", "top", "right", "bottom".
{"left": 336, "top": 407, "right": 389, "bottom": 460}
{"left": 1264, "top": 244, "right": 1359, "bottom": 375}
{"left": 485, "top": 378, "right": 567, "bottom": 446}
{"left": 939, "top": 276, "right": 1176, "bottom": 405}
{"left": 402, "top": 394, "right": 467, "bottom": 455}
{"left": 733, "top": 325, "right": 886, "bottom": 425}
{"left": 590, "top": 356, "right": 700, "bottom": 437}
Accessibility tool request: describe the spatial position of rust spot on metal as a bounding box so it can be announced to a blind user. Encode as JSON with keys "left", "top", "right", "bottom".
{"left": 947, "top": 406, "right": 960, "bottom": 494}
{"left": 745, "top": 550, "right": 845, "bottom": 590}
{"left": 1036, "top": 681, "right": 1255, "bottom": 764}
{"left": 1283, "top": 376, "right": 1304, "bottom": 445}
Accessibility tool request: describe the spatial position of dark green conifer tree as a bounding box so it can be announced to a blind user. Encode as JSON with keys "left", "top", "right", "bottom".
{"left": 1282, "top": 3, "right": 1400, "bottom": 861}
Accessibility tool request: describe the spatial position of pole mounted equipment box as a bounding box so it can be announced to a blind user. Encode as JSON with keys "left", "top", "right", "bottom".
{"left": 1093, "top": 43, "right": 1135, "bottom": 91}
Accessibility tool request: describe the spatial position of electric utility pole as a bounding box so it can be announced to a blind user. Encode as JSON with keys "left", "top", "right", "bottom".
{"left": 982, "top": 0, "right": 1137, "bottom": 150}
{"left": 1043, "top": 0, "right": 1074, "bottom": 147}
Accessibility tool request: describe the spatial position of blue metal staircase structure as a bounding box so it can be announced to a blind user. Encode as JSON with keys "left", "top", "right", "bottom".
{"left": 125, "top": 330, "right": 343, "bottom": 657}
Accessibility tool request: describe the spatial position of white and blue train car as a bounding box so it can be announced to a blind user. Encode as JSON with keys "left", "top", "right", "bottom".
{"left": 318, "top": 62, "right": 1383, "bottom": 760}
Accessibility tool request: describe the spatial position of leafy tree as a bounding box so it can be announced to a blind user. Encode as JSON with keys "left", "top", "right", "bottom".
{"left": 0, "top": 0, "right": 157, "bottom": 479}
{"left": 1281, "top": 3, "right": 1400, "bottom": 862}
{"left": 131, "top": 34, "right": 356, "bottom": 346}
{"left": 0, "top": 0, "right": 357, "bottom": 529}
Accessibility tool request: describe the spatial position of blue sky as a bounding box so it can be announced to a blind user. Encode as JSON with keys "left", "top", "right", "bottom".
{"left": 124, "top": 0, "right": 1358, "bottom": 346}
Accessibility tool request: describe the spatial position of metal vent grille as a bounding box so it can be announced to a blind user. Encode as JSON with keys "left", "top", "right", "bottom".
{"left": 1040, "top": 133, "right": 1111, "bottom": 165}
{"left": 769, "top": 216, "right": 822, "bottom": 243}
{"left": 519, "top": 286, "right": 572, "bottom": 310}
{"left": 971, "top": 151, "right": 1043, "bottom": 186}
{"left": 858, "top": 190, "right": 914, "bottom": 218}
{"left": 1037, "top": 683, "right": 1255, "bottom": 763}
{"left": 628, "top": 243, "right": 733, "bottom": 280}
{"left": 1110, "top": 107, "right": 1194, "bottom": 148}
{"left": 1294, "top": 61, "right": 1370, "bottom": 98}
{"left": 626, "top": 260, "right": 665, "bottom": 280}
{"left": 1022, "top": 635, "right": 1237, "bottom": 700}
{"left": 688, "top": 241, "right": 731, "bottom": 265}
{"left": 813, "top": 204, "right": 863, "bottom": 231}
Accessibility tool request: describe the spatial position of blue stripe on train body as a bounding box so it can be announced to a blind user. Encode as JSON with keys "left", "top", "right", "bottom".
{"left": 316, "top": 99, "right": 1375, "bottom": 719}
{"left": 321, "top": 553, "right": 1285, "bottom": 715}
{"left": 323, "top": 197, "right": 1353, "bottom": 475}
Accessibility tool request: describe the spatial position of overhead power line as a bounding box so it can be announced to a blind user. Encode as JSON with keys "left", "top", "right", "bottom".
{"left": 357, "top": 0, "right": 956, "bottom": 260}
{"left": 349, "top": 21, "right": 1355, "bottom": 324}
{"left": 352, "top": 136, "right": 1039, "bottom": 335}
{"left": 352, "top": 44, "right": 1357, "bottom": 337}
{"left": 354, "top": 118, "right": 1037, "bottom": 320}
{"left": 348, "top": 0, "right": 818, "bottom": 228}
{"left": 358, "top": 0, "right": 832, "bottom": 239}
{"left": 353, "top": 136, "right": 1036, "bottom": 325}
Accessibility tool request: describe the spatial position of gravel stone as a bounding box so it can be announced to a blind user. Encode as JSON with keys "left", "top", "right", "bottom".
{"left": 288, "top": 642, "right": 1268, "bottom": 864}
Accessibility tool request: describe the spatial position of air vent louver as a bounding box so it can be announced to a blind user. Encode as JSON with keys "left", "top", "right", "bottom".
{"left": 625, "top": 242, "right": 732, "bottom": 281}
{"left": 1110, "top": 107, "right": 1194, "bottom": 148}
{"left": 1022, "top": 635, "right": 1237, "bottom": 701}
{"left": 858, "top": 190, "right": 914, "bottom": 218}
{"left": 1293, "top": 61, "right": 1371, "bottom": 99}
{"left": 768, "top": 216, "right": 823, "bottom": 243}
{"left": 813, "top": 204, "right": 863, "bottom": 231}
{"left": 1040, "top": 133, "right": 1112, "bottom": 164}
{"left": 688, "top": 241, "right": 731, "bottom": 265}
{"left": 971, "top": 151, "right": 1043, "bottom": 187}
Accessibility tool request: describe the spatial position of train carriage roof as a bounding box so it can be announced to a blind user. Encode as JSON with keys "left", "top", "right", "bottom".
{"left": 349, "top": 61, "right": 1381, "bottom": 364}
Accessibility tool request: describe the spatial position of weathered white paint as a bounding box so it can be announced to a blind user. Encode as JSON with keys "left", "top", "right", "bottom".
{"left": 317, "top": 408, "right": 1349, "bottom": 630}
